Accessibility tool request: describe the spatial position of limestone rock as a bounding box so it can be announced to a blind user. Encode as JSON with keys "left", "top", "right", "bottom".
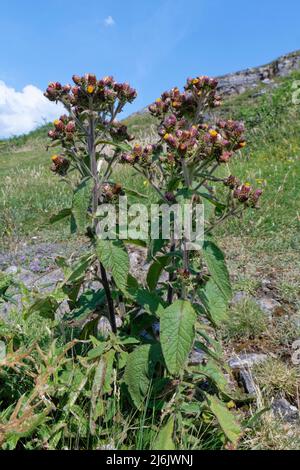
{"left": 228, "top": 353, "right": 268, "bottom": 370}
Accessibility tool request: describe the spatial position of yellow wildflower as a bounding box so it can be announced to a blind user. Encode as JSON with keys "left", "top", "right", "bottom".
{"left": 209, "top": 129, "right": 218, "bottom": 138}
{"left": 87, "top": 85, "right": 95, "bottom": 94}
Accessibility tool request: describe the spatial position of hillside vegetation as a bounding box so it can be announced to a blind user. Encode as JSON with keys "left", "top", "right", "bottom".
{"left": 1, "top": 71, "right": 300, "bottom": 450}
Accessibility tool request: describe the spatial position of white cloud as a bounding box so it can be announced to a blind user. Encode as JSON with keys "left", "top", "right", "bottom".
{"left": 104, "top": 16, "right": 115, "bottom": 27}
{"left": 0, "top": 81, "right": 64, "bottom": 139}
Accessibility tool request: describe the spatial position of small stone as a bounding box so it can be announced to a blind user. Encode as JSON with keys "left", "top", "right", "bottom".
{"left": 189, "top": 348, "right": 206, "bottom": 365}
{"left": 152, "top": 321, "right": 160, "bottom": 338}
{"left": 97, "top": 317, "right": 111, "bottom": 338}
{"left": 228, "top": 353, "right": 268, "bottom": 370}
{"left": 4, "top": 266, "right": 18, "bottom": 275}
{"left": 231, "top": 291, "right": 251, "bottom": 305}
{"left": 272, "top": 398, "right": 299, "bottom": 423}
{"left": 238, "top": 369, "right": 256, "bottom": 395}
{"left": 256, "top": 296, "right": 281, "bottom": 316}
{"left": 97, "top": 316, "right": 122, "bottom": 338}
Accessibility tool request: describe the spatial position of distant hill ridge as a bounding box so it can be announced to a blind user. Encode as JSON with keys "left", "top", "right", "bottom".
{"left": 129, "top": 50, "right": 300, "bottom": 118}
{"left": 216, "top": 49, "right": 300, "bottom": 96}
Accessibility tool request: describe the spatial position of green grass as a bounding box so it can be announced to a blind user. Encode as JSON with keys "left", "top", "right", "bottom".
{"left": 222, "top": 298, "right": 267, "bottom": 342}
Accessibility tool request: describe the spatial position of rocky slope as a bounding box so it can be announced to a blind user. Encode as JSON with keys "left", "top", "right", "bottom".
{"left": 216, "top": 50, "right": 300, "bottom": 96}
{"left": 128, "top": 50, "right": 300, "bottom": 119}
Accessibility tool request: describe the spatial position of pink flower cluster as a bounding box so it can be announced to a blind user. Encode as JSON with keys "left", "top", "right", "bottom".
{"left": 45, "top": 74, "right": 137, "bottom": 110}
{"left": 224, "top": 176, "right": 263, "bottom": 207}
{"left": 50, "top": 155, "right": 70, "bottom": 176}
{"left": 120, "top": 143, "right": 157, "bottom": 166}
{"left": 48, "top": 115, "right": 76, "bottom": 142}
{"left": 148, "top": 76, "right": 221, "bottom": 118}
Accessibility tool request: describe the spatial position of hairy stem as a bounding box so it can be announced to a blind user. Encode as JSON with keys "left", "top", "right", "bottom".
{"left": 167, "top": 229, "right": 176, "bottom": 305}
{"left": 88, "top": 107, "right": 117, "bottom": 333}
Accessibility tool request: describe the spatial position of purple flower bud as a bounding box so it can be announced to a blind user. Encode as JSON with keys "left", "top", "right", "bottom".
{"left": 72, "top": 75, "right": 82, "bottom": 85}
{"left": 65, "top": 121, "right": 76, "bottom": 133}
{"left": 163, "top": 114, "right": 177, "bottom": 129}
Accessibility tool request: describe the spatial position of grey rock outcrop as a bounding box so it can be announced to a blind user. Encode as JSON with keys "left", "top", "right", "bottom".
{"left": 216, "top": 50, "right": 300, "bottom": 97}
{"left": 129, "top": 50, "right": 300, "bottom": 119}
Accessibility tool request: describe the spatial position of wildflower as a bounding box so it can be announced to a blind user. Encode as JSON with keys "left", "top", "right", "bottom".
{"left": 219, "top": 151, "right": 233, "bottom": 163}
{"left": 65, "top": 121, "right": 76, "bottom": 133}
{"left": 209, "top": 129, "right": 218, "bottom": 138}
{"left": 51, "top": 155, "right": 70, "bottom": 175}
{"left": 224, "top": 175, "right": 240, "bottom": 189}
{"left": 233, "top": 184, "right": 252, "bottom": 202}
{"left": 85, "top": 74, "right": 97, "bottom": 86}
{"left": 54, "top": 119, "right": 65, "bottom": 131}
{"left": 87, "top": 85, "right": 95, "bottom": 94}
{"left": 165, "top": 191, "right": 176, "bottom": 202}
{"left": 72, "top": 75, "right": 81, "bottom": 85}
{"left": 249, "top": 189, "right": 263, "bottom": 207}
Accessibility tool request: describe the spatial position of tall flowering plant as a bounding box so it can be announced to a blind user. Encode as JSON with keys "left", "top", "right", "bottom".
{"left": 45, "top": 74, "right": 137, "bottom": 332}
{"left": 40, "top": 73, "right": 263, "bottom": 448}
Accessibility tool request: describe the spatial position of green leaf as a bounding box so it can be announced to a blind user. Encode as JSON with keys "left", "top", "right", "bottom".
{"left": 87, "top": 343, "right": 106, "bottom": 359}
{"left": 123, "top": 187, "right": 148, "bottom": 199}
{"left": 130, "top": 288, "right": 166, "bottom": 316}
{"left": 72, "top": 178, "right": 93, "bottom": 234}
{"left": 202, "top": 239, "right": 232, "bottom": 301}
{"left": 147, "top": 237, "right": 168, "bottom": 262}
{"left": 160, "top": 300, "right": 196, "bottom": 375}
{"left": 96, "top": 239, "right": 129, "bottom": 293}
{"left": 193, "top": 359, "right": 230, "bottom": 394}
{"left": 95, "top": 140, "right": 132, "bottom": 152}
{"left": 205, "top": 393, "right": 241, "bottom": 446}
{"left": 25, "top": 296, "right": 59, "bottom": 320}
{"left": 63, "top": 253, "right": 94, "bottom": 285}
{"left": 196, "top": 191, "right": 226, "bottom": 211}
{"left": 146, "top": 255, "right": 170, "bottom": 291}
{"left": 66, "top": 289, "right": 105, "bottom": 322}
{"left": 102, "top": 349, "right": 115, "bottom": 394}
{"left": 90, "top": 355, "right": 107, "bottom": 435}
{"left": 49, "top": 208, "right": 72, "bottom": 224}
{"left": 199, "top": 278, "right": 229, "bottom": 325}
{"left": 124, "top": 343, "right": 161, "bottom": 408}
{"left": 153, "top": 417, "right": 175, "bottom": 450}
{"left": 124, "top": 239, "right": 147, "bottom": 248}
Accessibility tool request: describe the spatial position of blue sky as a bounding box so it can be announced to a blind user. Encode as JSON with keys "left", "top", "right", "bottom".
{"left": 0, "top": 0, "right": 299, "bottom": 137}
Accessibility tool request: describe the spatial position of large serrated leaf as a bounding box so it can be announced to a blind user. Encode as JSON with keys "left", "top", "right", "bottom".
{"left": 63, "top": 253, "right": 94, "bottom": 285}
{"left": 66, "top": 289, "right": 105, "bottom": 322}
{"left": 124, "top": 343, "right": 161, "bottom": 408}
{"left": 25, "top": 296, "right": 59, "bottom": 320}
{"left": 160, "top": 300, "right": 196, "bottom": 375}
{"left": 153, "top": 417, "right": 175, "bottom": 450}
{"left": 96, "top": 239, "right": 129, "bottom": 292}
{"left": 49, "top": 208, "right": 72, "bottom": 224}
{"left": 205, "top": 393, "right": 241, "bottom": 446}
{"left": 130, "top": 288, "right": 166, "bottom": 316}
{"left": 72, "top": 178, "right": 92, "bottom": 233}
{"left": 202, "top": 240, "right": 232, "bottom": 301}
{"left": 199, "top": 278, "right": 228, "bottom": 326}
{"left": 146, "top": 255, "right": 170, "bottom": 291}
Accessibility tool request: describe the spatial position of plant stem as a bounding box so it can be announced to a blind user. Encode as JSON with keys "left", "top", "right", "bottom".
{"left": 194, "top": 163, "right": 219, "bottom": 192}
{"left": 167, "top": 229, "right": 176, "bottom": 305}
{"left": 88, "top": 107, "right": 117, "bottom": 333}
